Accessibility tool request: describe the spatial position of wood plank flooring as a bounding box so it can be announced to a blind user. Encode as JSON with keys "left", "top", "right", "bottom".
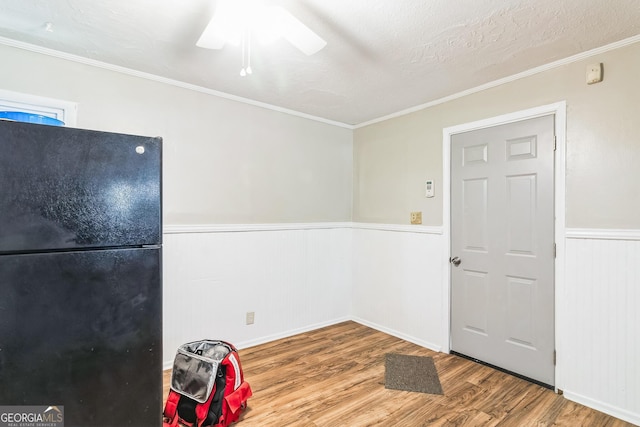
{"left": 162, "top": 321, "right": 634, "bottom": 426}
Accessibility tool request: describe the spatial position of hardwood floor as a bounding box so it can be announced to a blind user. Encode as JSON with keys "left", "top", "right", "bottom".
{"left": 162, "top": 321, "right": 634, "bottom": 426}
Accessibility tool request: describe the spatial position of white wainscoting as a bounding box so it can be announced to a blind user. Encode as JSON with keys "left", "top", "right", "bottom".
{"left": 351, "top": 223, "right": 445, "bottom": 351}
{"left": 162, "top": 223, "right": 352, "bottom": 368}
{"left": 561, "top": 229, "right": 640, "bottom": 426}
{"left": 161, "top": 223, "right": 640, "bottom": 425}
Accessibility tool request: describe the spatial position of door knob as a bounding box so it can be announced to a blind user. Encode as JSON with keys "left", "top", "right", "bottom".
{"left": 450, "top": 256, "right": 461, "bottom": 266}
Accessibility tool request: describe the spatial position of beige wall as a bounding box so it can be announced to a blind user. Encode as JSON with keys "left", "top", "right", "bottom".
{"left": 354, "top": 41, "right": 640, "bottom": 229}
{"left": 2, "top": 40, "right": 638, "bottom": 228}
{"left": 0, "top": 44, "right": 353, "bottom": 224}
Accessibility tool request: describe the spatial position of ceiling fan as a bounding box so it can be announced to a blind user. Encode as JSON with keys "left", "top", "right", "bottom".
{"left": 196, "top": 0, "right": 327, "bottom": 58}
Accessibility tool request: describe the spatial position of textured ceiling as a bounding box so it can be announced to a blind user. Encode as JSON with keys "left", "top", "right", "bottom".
{"left": 0, "top": 0, "right": 638, "bottom": 126}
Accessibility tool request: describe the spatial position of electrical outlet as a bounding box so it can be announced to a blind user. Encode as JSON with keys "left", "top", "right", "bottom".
{"left": 410, "top": 211, "right": 422, "bottom": 225}
{"left": 246, "top": 311, "right": 255, "bottom": 325}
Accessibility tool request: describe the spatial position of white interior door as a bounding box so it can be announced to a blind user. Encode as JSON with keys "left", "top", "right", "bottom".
{"left": 450, "top": 115, "right": 555, "bottom": 386}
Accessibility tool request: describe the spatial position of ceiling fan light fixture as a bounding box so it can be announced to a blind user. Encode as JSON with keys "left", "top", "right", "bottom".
{"left": 196, "top": 0, "right": 326, "bottom": 56}
{"left": 197, "top": 0, "right": 266, "bottom": 49}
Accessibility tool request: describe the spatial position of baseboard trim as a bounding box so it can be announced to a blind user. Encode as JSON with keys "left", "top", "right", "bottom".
{"left": 351, "top": 316, "right": 442, "bottom": 353}
{"left": 162, "top": 316, "right": 351, "bottom": 370}
{"left": 563, "top": 390, "right": 640, "bottom": 426}
{"left": 236, "top": 316, "right": 352, "bottom": 350}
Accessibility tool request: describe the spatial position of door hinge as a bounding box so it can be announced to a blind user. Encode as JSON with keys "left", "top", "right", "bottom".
{"left": 553, "top": 243, "right": 557, "bottom": 258}
{"left": 553, "top": 350, "right": 557, "bottom": 366}
{"left": 553, "top": 135, "right": 557, "bottom": 151}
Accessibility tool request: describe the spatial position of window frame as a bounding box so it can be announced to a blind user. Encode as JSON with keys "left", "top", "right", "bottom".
{"left": 0, "top": 89, "right": 77, "bottom": 127}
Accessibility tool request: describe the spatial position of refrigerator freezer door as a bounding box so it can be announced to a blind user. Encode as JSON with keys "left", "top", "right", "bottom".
{"left": 0, "top": 247, "right": 162, "bottom": 427}
{"left": 0, "top": 121, "right": 161, "bottom": 253}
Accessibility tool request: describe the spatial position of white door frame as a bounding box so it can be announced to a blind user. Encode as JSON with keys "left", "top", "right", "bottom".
{"left": 441, "top": 101, "right": 566, "bottom": 389}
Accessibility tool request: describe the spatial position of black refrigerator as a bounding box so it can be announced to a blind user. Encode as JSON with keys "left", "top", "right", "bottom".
{"left": 0, "top": 120, "right": 162, "bottom": 426}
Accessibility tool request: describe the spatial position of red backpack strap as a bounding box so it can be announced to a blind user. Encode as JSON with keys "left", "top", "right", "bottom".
{"left": 163, "top": 390, "right": 181, "bottom": 426}
{"left": 194, "top": 384, "right": 217, "bottom": 427}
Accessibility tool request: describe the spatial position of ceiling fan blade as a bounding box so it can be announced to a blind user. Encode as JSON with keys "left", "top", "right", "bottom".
{"left": 196, "top": 15, "right": 227, "bottom": 49}
{"left": 272, "top": 6, "right": 326, "bottom": 56}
